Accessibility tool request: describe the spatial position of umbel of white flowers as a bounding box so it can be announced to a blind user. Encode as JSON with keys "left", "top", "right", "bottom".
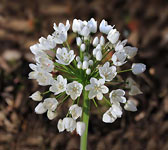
{"left": 29, "top": 18, "right": 146, "bottom": 136}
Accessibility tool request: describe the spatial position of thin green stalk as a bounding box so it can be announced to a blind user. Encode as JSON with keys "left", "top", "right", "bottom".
{"left": 117, "top": 69, "right": 132, "bottom": 73}
{"left": 92, "top": 98, "right": 98, "bottom": 108}
{"left": 103, "top": 96, "right": 112, "bottom": 106}
{"left": 42, "top": 90, "right": 50, "bottom": 95}
{"left": 80, "top": 90, "right": 90, "bottom": 150}
{"left": 66, "top": 41, "right": 71, "bottom": 50}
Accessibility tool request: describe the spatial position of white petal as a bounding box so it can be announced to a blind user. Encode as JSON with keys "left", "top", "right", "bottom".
{"left": 57, "top": 119, "right": 65, "bottom": 132}
{"left": 88, "top": 90, "right": 97, "bottom": 99}
{"left": 47, "top": 110, "right": 57, "bottom": 120}
{"left": 101, "top": 85, "right": 109, "bottom": 94}
{"left": 30, "top": 91, "right": 42, "bottom": 101}
{"left": 76, "top": 122, "right": 86, "bottom": 136}
{"left": 35, "top": 102, "right": 47, "bottom": 114}
{"left": 96, "top": 92, "right": 103, "bottom": 100}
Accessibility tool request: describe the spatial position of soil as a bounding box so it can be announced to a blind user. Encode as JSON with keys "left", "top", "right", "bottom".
{"left": 0, "top": 0, "right": 168, "bottom": 150}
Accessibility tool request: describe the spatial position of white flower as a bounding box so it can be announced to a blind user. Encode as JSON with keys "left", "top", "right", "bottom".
{"left": 72, "top": 19, "right": 90, "bottom": 37}
{"left": 72, "top": 19, "right": 83, "bottom": 33}
{"left": 63, "top": 117, "right": 76, "bottom": 132}
{"left": 76, "top": 122, "right": 86, "bottom": 136}
{"left": 43, "top": 98, "right": 58, "bottom": 111}
{"left": 56, "top": 47, "right": 75, "bottom": 65}
{"left": 29, "top": 91, "right": 42, "bottom": 101}
{"left": 35, "top": 102, "right": 47, "bottom": 114}
{"left": 114, "top": 40, "right": 127, "bottom": 52}
{"left": 85, "top": 78, "right": 109, "bottom": 100}
{"left": 35, "top": 57, "right": 54, "bottom": 73}
{"left": 109, "top": 89, "right": 126, "bottom": 104}
{"left": 38, "top": 36, "right": 56, "bottom": 50}
{"left": 102, "top": 104, "right": 122, "bottom": 123}
{"left": 99, "top": 19, "right": 113, "bottom": 34}
{"left": 66, "top": 81, "right": 83, "bottom": 100}
{"left": 124, "top": 100, "right": 137, "bottom": 112}
{"left": 76, "top": 37, "right": 82, "bottom": 46}
{"left": 126, "top": 78, "right": 142, "bottom": 96}
{"left": 80, "top": 25, "right": 90, "bottom": 37}
{"left": 88, "top": 18, "right": 97, "bottom": 33}
{"left": 99, "top": 62, "right": 117, "bottom": 81}
{"left": 49, "top": 75, "right": 67, "bottom": 95}
{"left": 29, "top": 65, "right": 54, "bottom": 86}
{"left": 107, "top": 29, "right": 120, "bottom": 44}
{"left": 30, "top": 45, "right": 48, "bottom": 58}
{"left": 57, "top": 119, "right": 65, "bottom": 132}
{"left": 124, "top": 46, "right": 138, "bottom": 59}
{"left": 92, "top": 36, "right": 99, "bottom": 47}
{"left": 102, "top": 107, "right": 117, "bottom": 123}
{"left": 47, "top": 110, "right": 57, "bottom": 120}
{"left": 52, "top": 20, "right": 70, "bottom": 44}
{"left": 72, "top": 19, "right": 97, "bottom": 37}
{"left": 69, "top": 104, "right": 82, "bottom": 120}
{"left": 132, "top": 63, "right": 146, "bottom": 75}
{"left": 37, "top": 72, "right": 53, "bottom": 86}
{"left": 111, "top": 51, "right": 127, "bottom": 66}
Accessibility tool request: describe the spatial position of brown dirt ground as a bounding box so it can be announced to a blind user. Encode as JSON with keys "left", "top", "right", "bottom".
{"left": 0, "top": 0, "right": 168, "bottom": 150}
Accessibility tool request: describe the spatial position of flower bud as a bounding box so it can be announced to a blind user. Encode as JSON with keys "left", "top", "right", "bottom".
{"left": 132, "top": 63, "right": 146, "bottom": 75}
{"left": 80, "top": 43, "right": 86, "bottom": 52}
{"left": 30, "top": 91, "right": 42, "bottom": 101}
{"left": 63, "top": 117, "right": 76, "bottom": 132}
{"left": 96, "top": 50, "right": 102, "bottom": 61}
{"left": 84, "top": 56, "right": 89, "bottom": 61}
{"left": 47, "top": 110, "right": 57, "bottom": 120}
{"left": 99, "top": 19, "right": 113, "bottom": 34}
{"left": 69, "top": 104, "right": 82, "bottom": 120}
{"left": 35, "top": 102, "right": 47, "bottom": 114}
{"left": 77, "top": 61, "right": 82, "bottom": 69}
{"left": 76, "top": 56, "right": 80, "bottom": 62}
{"left": 76, "top": 122, "right": 86, "bottom": 136}
{"left": 82, "top": 61, "right": 89, "bottom": 69}
{"left": 88, "top": 18, "right": 97, "bottom": 33}
{"left": 124, "top": 100, "right": 137, "bottom": 112}
{"left": 76, "top": 37, "right": 82, "bottom": 46}
{"left": 125, "top": 46, "right": 138, "bottom": 59}
{"left": 100, "top": 36, "right": 105, "bottom": 46}
{"left": 93, "top": 48, "right": 97, "bottom": 56}
{"left": 86, "top": 68, "right": 91, "bottom": 75}
{"left": 43, "top": 98, "right": 58, "bottom": 111}
{"left": 88, "top": 60, "right": 93, "bottom": 66}
{"left": 92, "top": 37, "right": 99, "bottom": 47}
{"left": 96, "top": 44, "right": 101, "bottom": 50}
{"left": 57, "top": 119, "right": 65, "bottom": 132}
{"left": 107, "top": 29, "right": 120, "bottom": 44}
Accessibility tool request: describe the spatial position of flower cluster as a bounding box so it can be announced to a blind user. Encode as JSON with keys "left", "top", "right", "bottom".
{"left": 29, "top": 18, "right": 146, "bottom": 136}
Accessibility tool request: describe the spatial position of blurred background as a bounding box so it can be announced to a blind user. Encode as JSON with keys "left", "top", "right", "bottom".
{"left": 0, "top": 0, "right": 168, "bottom": 150}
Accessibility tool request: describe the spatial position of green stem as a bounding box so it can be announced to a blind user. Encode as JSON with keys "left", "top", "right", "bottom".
{"left": 80, "top": 90, "right": 90, "bottom": 150}
{"left": 117, "top": 69, "right": 132, "bottom": 73}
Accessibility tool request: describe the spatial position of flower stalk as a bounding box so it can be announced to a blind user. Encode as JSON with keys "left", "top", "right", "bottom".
{"left": 80, "top": 89, "right": 90, "bottom": 150}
